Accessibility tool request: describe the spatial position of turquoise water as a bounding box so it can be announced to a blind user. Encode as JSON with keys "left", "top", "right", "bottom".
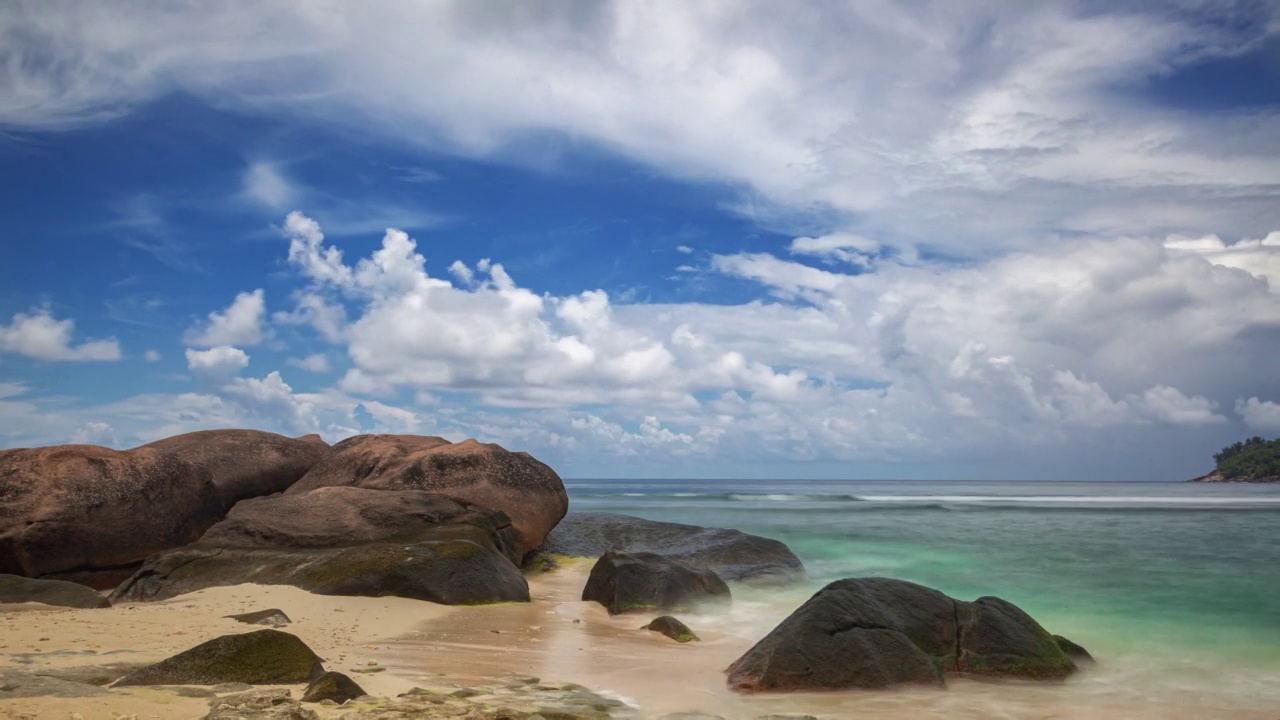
{"left": 568, "top": 479, "right": 1280, "bottom": 666}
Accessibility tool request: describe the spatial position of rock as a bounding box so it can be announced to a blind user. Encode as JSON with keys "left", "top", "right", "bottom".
{"left": 0, "top": 444, "right": 222, "bottom": 588}
{"left": 110, "top": 487, "right": 529, "bottom": 605}
{"left": 955, "top": 597, "right": 1076, "bottom": 679}
{"left": 225, "top": 609, "right": 291, "bottom": 627}
{"left": 582, "top": 551, "right": 730, "bottom": 615}
{"left": 300, "top": 671, "right": 366, "bottom": 704}
{"left": 642, "top": 616, "right": 699, "bottom": 643}
{"left": 205, "top": 689, "right": 319, "bottom": 720}
{"left": 285, "top": 434, "right": 567, "bottom": 554}
{"left": 33, "top": 662, "right": 146, "bottom": 686}
{"left": 657, "top": 714, "right": 726, "bottom": 720}
{"left": 142, "top": 429, "right": 329, "bottom": 511}
{"left": 0, "top": 573, "right": 110, "bottom": 608}
{"left": 0, "top": 668, "right": 112, "bottom": 698}
{"left": 114, "top": 629, "right": 325, "bottom": 686}
{"left": 727, "top": 577, "right": 1082, "bottom": 693}
{"left": 535, "top": 513, "right": 803, "bottom": 583}
{"left": 1054, "top": 634, "right": 1095, "bottom": 664}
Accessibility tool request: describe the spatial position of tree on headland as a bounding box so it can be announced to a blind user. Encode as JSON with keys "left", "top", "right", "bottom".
{"left": 1212, "top": 436, "right": 1280, "bottom": 480}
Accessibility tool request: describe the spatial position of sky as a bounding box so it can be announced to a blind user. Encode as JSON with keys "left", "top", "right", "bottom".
{"left": 1, "top": 1, "right": 1279, "bottom": 481}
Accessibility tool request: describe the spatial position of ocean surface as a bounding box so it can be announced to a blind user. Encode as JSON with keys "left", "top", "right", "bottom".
{"left": 561, "top": 478, "right": 1280, "bottom": 716}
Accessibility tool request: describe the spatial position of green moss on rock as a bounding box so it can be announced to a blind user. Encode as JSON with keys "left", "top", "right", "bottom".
{"left": 113, "top": 629, "right": 324, "bottom": 686}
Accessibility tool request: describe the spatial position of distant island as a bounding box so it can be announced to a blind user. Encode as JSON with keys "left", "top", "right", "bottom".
{"left": 1190, "top": 436, "right": 1280, "bottom": 482}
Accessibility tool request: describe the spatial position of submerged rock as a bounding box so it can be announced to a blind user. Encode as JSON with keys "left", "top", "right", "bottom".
{"left": 536, "top": 513, "right": 804, "bottom": 583}
{"left": 114, "top": 629, "right": 324, "bottom": 686}
{"left": 0, "top": 444, "right": 222, "bottom": 588}
{"left": 726, "top": 577, "right": 1080, "bottom": 693}
{"left": 142, "top": 429, "right": 329, "bottom": 512}
{"left": 111, "top": 487, "right": 529, "bottom": 605}
{"left": 583, "top": 551, "right": 730, "bottom": 615}
{"left": 0, "top": 573, "right": 109, "bottom": 608}
{"left": 643, "top": 616, "right": 699, "bottom": 643}
{"left": 300, "top": 671, "right": 365, "bottom": 704}
{"left": 285, "top": 434, "right": 567, "bottom": 554}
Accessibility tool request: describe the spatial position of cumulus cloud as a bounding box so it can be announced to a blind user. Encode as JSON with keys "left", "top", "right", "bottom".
{"left": 1165, "top": 231, "right": 1280, "bottom": 292}
{"left": 1235, "top": 397, "right": 1280, "bottom": 434}
{"left": 288, "top": 353, "right": 331, "bottom": 373}
{"left": 3, "top": 2, "right": 1279, "bottom": 253}
{"left": 143, "top": 349, "right": 162, "bottom": 362}
{"left": 0, "top": 309, "right": 121, "bottom": 361}
{"left": 185, "top": 289, "right": 267, "bottom": 347}
{"left": 185, "top": 345, "right": 249, "bottom": 386}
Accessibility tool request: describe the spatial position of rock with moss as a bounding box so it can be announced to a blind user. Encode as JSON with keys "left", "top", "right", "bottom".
{"left": 643, "top": 616, "right": 699, "bottom": 643}
{"left": 583, "top": 551, "right": 730, "bottom": 615}
{"left": 226, "top": 608, "right": 291, "bottom": 627}
{"left": 114, "top": 629, "right": 325, "bottom": 686}
{"left": 0, "top": 573, "right": 110, "bottom": 608}
{"left": 300, "top": 671, "right": 365, "bottom": 704}
{"left": 956, "top": 597, "right": 1076, "bottom": 679}
{"left": 110, "top": 487, "right": 528, "bottom": 605}
{"left": 1053, "top": 634, "right": 1094, "bottom": 664}
{"left": 727, "top": 577, "right": 1081, "bottom": 693}
{"left": 537, "top": 513, "right": 804, "bottom": 583}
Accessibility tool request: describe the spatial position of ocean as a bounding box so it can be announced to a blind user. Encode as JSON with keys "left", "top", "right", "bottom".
{"left": 561, "top": 478, "right": 1280, "bottom": 717}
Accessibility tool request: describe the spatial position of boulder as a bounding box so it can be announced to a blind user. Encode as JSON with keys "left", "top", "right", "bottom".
{"left": 0, "top": 668, "right": 113, "bottom": 698}
{"left": 114, "top": 629, "right": 324, "bottom": 686}
{"left": 956, "top": 597, "right": 1076, "bottom": 679}
{"left": 0, "top": 573, "right": 109, "bottom": 608}
{"left": 205, "top": 689, "right": 319, "bottom": 720}
{"left": 226, "top": 609, "right": 291, "bottom": 627}
{"left": 300, "top": 671, "right": 366, "bottom": 704}
{"left": 535, "top": 513, "right": 803, "bottom": 583}
{"left": 142, "top": 429, "right": 329, "bottom": 511}
{"left": 726, "top": 577, "right": 1082, "bottom": 693}
{"left": 285, "top": 434, "right": 567, "bottom": 554}
{"left": 643, "top": 616, "right": 699, "bottom": 643}
{"left": 582, "top": 551, "right": 730, "bottom": 615}
{"left": 0, "top": 444, "right": 222, "bottom": 588}
{"left": 111, "top": 487, "right": 529, "bottom": 605}
{"left": 1054, "top": 634, "right": 1095, "bottom": 664}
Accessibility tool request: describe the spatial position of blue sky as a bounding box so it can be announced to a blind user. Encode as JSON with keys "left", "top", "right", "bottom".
{"left": 2, "top": 1, "right": 1279, "bottom": 480}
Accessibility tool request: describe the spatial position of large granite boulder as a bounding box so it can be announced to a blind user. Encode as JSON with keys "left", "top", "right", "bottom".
{"left": 0, "top": 444, "right": 222, "bottom": 588}
{"left": 537, "top": 513, "right": 804, "bottom": 582}
{"left": 114, "top": 629, "right": 324, "bottom": 686}
{"left": 582, "top": 551, "right": 731, "bottom": 615}
{"left": 726, "top": 577, "right": 1080, "bottom": 693}
{"left": 111, "top": 487, "right": 529, "bottom": 605}
{"left": 300, "top": 671, "right": 366, "bottom": 704}
{"left": 285, "top": 435, "right": 567, "bottom": 554}
{"left": 0, "top": 573, "right": 109, "bottom": 608}
{"left": 141, "top": 429, "right": 329, "bottom": 511}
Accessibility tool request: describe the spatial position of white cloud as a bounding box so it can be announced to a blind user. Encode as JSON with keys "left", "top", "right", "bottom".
{"left": 143, "top": 349, "right": 162, "bottom": 362}
{"left": 0, "top": 309, "right": 121, "bottom": 361}
{"left": 242, "top": 161, "right": 297, "bottom": 209}
{"left": 1165, "top": 231, "right": 1280, "bottom": 292}
{"left": 1235, "top": 397, "right": 1280, "bottom": 434}
{"left": 186, "top": 289, "right": 267, "bottom": 347}
{"left": 71, "top": 421, "right": 117, "bottom": 446}
{"left": 3, "top": 3, "right": 1278, "bottom": 252}
{"left": 185, "top": 345, "right": 249, "bottom": 385}
{"left": 676, "top": 245, "right": 694, "bottom": 254}
{"left": 288, "top": 353, "right": 331, "bottom": 373}
{"left": 1136, "top": 386, "right": 1225, "bottom": 426}
{"left": 789, "top": 233, "right": 880, "bottom": 267}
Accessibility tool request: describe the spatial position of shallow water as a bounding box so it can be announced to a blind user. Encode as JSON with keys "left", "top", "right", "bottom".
{"left": 387, "top": 479, "right": 1280, "bottom": 719}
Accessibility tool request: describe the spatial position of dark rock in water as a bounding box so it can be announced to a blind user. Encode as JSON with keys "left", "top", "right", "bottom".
{"left": 726, "top": 578, "right": 949, "bottom": 692}
{"left": 142, "top": 429, "right": 329, "bottom": 512}
{"left": 1054, "top": 634, "right": 1094, "bottom": 664}
{"left": 300, "top": 671, "right": 366, "bottom": 704}
{"left": 114, "top": 629, "right": 324, "bottom": 686}
{"left": 205, "top": 689, "right": 318, "bottom": 720}
{"left": 583, "top": 551, "right": 730, "bottom": 615}
{"left": 643, "top": 616, "right": 699, "bottom": 643}
{"left": 956, "top": 597, "right": 1076, "bottom": 679}
{"left": 0, "top": 444, "right": 222, "bottom": 587}
{"left": 0, "top": 573, "right": 109, "bottom": 608}
{"left": 110, "top": 487, "right": 529, "bottom": 605}
{"left": 226, "top": 609, "right": 291, "bottom": 627}
{"left": 727, "top": 577, "right": 1083, "bottom": 693}
{"left": 536, "top": 512, "right": 804, "bottom": 583}
{"left": 285, "top": 434, "right": 567, "bottom": 554}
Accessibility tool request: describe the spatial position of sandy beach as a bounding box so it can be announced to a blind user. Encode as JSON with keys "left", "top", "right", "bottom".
{"left": 5, "top": 559, "right": 1280, "bottom": 720}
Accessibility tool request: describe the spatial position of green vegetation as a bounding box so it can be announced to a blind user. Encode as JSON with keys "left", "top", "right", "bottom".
{"left": 1213, "top": 436, "right": 1280, "bottom": 480}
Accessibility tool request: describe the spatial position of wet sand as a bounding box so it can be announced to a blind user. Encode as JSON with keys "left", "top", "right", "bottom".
{"left": 5, "top": 566, "right": 1280, "bottom": 719}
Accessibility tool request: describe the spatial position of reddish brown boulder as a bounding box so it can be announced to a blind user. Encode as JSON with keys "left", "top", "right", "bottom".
{"left": 141, "top": 429, "right": 329, "bottom": 511}
{"left": 0, "top": 445, "right": 222, "bottom": 587}
{"left": 286, "top": 435, "right": 567, "bottom": 554}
